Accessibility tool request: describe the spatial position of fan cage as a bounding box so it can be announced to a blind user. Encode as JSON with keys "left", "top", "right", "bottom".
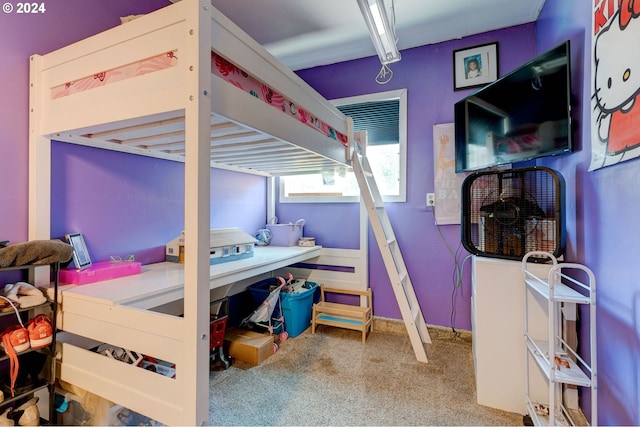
{"left": 461, "top": 166, "right": 565, "bottom": 262}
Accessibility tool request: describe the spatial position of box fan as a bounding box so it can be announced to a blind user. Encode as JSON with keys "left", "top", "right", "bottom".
{"left": 461, "top": 166, "right": 565, "bottom": 262}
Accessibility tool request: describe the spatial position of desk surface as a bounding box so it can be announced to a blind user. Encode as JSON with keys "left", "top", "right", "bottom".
{"left": 62, "top": 245, "right": 321, "bottom": 308}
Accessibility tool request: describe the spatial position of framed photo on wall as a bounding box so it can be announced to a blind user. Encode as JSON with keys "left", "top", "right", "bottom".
{"left": 453, "top": 42, "right": 499, "bottom": 90}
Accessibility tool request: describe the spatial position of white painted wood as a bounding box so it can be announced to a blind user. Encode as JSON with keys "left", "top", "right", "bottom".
{"left": 472, "top": 256, "right": 550, "bottom": 414}
{"left": 57, "top": 247, "right": 322, "bottom": 425}
{"left": 266, "top": 176, "right": 276, "bottom": 226}
{"left": 273, "top": 130, "right": 368, "bottom": 299}
{"left": 359, "top": 198, "right": 369, "bottom": 295}
{"left": 58, "top": 249, "right": 322, "bottom": 312}
{"left": 183, "top": 3, "right": 214, "bottom": 423}
{"left": 61, "top": 303, "right": 183, "bottom": 364}
{"left": 59, "top": 343, "right": 184, "bottom": 426}
{"left": 56, "top": 309, "right": 184, "bottom": 425}
{"left": 28, "top": 54, "right": 52, "bottom": 286}
{"left": 39, "top": 23, "right": 188, "bottom": 135}
{"left": 31, "top": 0, "right": 349, "bottom": 176}
{"left": 209, "top": 74, "right": 347, "bottom": 167}
{"left": 29, "top": 0, "right": 357, "bottom": 423}
{"left": 60, "top": 247, "right": 322, "bottom": 307}
{"left": 352, "top": 152, "right": 431, "bottom": 363}
{"left": 273, "top": 248, "right": 366, "bottom": 292}
{"left": 209, "top": 8, "right": 346, "bottom": 135}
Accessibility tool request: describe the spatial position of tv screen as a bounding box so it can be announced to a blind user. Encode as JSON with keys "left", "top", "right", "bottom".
{"left": 454, "top": 41, "right": 572, "bottom": 172}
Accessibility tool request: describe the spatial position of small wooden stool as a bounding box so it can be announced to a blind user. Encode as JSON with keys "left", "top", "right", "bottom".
{"left": 311, "top": 286, "right": 372, "bottom": 343}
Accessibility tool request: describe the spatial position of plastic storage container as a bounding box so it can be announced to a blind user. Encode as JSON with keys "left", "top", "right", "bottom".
{"left": 59, "top": 261, "right": 141, "bottom": 285}
{"left": 248, "top": 278, "right": 283, "bottom": 317}
{"left": 281, "top": 281, "right": 318, "bottom": 337}
{"left": 247, "top": 279, "right": 318, "bottom": 337}
{"left": 266, "top": 218, "right": 305, "bottom": 246}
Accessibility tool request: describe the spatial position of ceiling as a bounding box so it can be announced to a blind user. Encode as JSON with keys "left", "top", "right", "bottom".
{"left": 208, "top": 0, "right": 547, "bottom": 70}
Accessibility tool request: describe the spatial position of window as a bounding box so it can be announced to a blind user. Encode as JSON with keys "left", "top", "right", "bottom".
{"left": 280, "top": 89, "right": 407, "bottom": 203}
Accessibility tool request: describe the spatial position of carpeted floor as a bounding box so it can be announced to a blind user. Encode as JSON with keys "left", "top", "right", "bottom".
{"left": 209, "top": 325, "right": 523, "bottom": 426}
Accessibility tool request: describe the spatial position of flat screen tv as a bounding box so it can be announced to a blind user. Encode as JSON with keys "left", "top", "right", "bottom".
{"left": 454, "top": 41, "right": 572, "bottom": 173}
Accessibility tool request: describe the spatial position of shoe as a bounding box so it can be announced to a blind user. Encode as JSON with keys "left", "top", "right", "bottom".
{"left": 1, "top": 325, "right": 29, "bottom": 397}
{"left": 26, "top": 314, "right": 52, "bottom": 349}
{"left": 15, "top": 397, "right": 39, "bottom": 426}
{"left": 96, "top": 344, "right": 142, "bottom": 365}
{"left": 0, "top": 325, "right": 29, "bottom": 354}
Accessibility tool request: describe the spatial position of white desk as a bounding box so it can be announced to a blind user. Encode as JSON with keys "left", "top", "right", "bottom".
{"left": 61, "top": 245, "right": 322, "bottom": 309}
{"left": 56, "top": 245, "right": 322, "bottom": 425}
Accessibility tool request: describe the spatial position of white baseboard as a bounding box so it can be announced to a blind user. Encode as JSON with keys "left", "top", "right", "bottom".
{"left": 373, "top": 316, "right": 472, "bottom": 341}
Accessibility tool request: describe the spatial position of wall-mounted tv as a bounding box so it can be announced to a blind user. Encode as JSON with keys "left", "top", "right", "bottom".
{"left": 454, "top": 41, "right": 572, "bottom": 173}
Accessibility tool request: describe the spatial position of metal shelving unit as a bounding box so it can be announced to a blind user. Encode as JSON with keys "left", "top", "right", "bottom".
{"left": 0, "top": 263, "right": 58, "bottom": 424}
{"left": 522, "top": 251, "right": 597, "bottom": 426}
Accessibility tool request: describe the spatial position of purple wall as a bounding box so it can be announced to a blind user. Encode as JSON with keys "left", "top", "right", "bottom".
{"left": 288, "top": 1, "right": 640, "bottom": 424}
{"left": 289, "top": 25, "right": 537, "bottom": 328}
{"left": 3, "top": 1, "right": 638, "bottom": 424}
{"left": 0, "top": 1, "right": 267, "bottom": 265}
{"left": 50, "top": 142, "right": 266, "bottom": 264}
{"left": 1, "top": 0, "right": 165, "bottom": 245}
{"left": 537, "top": 1, "right": 640, "bottom": 425}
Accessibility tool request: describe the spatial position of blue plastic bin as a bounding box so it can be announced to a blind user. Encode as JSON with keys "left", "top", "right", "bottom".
{"left": 247, "top": 278, "right": 284, "bottom": 333}
{"left": 248, "top": 278, "right": 283, "bottom": 315}
{"left": 247, "top": 279, "right": 318, "bottom": 337}
{"left": 281, "top": 281, "right": 318, "bottom": 338}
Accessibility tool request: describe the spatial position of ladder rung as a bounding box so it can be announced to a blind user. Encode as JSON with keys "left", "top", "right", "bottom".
{"left": 354, "top": 152, "right": 431, "bottom": 362}
{"left": 411, "top": 306, "right": 420, "bottom": 323}
{"left": 399, "top": 272, "right": 408, "bottom": 286}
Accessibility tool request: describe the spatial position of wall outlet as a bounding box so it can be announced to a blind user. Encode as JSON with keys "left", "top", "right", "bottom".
{"left": 426, "top": 193, "right": 435, "bottom": 207}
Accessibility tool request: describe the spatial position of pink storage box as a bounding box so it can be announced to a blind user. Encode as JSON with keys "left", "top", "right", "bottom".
{"left": 59, "top": 261, "right": 142, "bottom": 285}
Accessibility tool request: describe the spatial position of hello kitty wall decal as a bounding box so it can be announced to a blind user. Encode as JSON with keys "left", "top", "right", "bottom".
{"left": 591, "top": 0, "right": 640, "bottom": 170}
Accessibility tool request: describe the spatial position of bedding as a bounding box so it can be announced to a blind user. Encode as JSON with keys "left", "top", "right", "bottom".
{"left": 51, "top": 51, "right": 348, "bottom": 147}
{"left": 211, "top": 53, "right": 348, "bottom": 146}
{"left": 51, "top": 51, "right": 178, "bottom": 100}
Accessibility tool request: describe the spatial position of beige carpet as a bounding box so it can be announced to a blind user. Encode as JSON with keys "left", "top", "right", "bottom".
{"left": 208, "top": 325, "right": 523, "bottom": 426}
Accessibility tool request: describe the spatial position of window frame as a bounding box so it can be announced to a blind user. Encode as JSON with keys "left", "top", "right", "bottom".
{"left": 279, "top": 88, "right": 407, "bottom": 204}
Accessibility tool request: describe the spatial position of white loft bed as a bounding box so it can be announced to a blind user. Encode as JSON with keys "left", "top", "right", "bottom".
{"left": 28, "top": 2, "right": 366, "bottom": 425}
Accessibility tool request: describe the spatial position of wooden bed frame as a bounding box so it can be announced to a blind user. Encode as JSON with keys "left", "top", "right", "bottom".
{"left": 28, "top": 2, "right": 364, "bottom": 425}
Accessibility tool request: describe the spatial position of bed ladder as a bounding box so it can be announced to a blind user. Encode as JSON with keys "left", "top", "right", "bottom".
{"left": 353, "top": 152, "right": 431, "bottom": 363}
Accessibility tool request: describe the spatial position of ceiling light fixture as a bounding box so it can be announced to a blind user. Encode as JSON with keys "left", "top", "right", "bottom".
{"left": 357, "top": 0, "right": 401, "bottom": 65}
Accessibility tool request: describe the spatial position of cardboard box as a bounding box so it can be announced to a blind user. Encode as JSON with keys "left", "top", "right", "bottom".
{"left": 224, "top": 328, "right": 274, "bottom": 365}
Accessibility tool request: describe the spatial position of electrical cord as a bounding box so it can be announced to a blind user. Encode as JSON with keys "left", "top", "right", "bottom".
{"left": 428, "top": 204, "right": 472, "bottom": 334}
{"left": 375, "top": 64, "right": 394, "bottom": 84}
